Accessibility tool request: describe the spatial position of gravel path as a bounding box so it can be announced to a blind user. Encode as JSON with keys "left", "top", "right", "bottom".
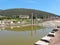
{"left": 39, "top": 20, "right": 60, "bottom": 28}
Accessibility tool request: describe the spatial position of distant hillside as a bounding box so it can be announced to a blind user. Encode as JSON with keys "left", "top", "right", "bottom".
{"left": 0, "top": 8, "right": 60, "bottom": 19}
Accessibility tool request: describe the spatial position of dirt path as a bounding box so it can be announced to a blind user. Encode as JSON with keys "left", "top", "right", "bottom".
{"left": 49, "top": 28, "right": 60, "bottom": 45}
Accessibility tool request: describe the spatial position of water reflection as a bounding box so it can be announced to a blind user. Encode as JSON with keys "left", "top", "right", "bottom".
{"left": 0, "top": 26, "right": 41, "bottom": 31}
{"left": 0, "top": 26, "right": 53, "bottom": 45}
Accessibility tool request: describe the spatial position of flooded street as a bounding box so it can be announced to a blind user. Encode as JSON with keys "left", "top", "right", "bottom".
{"left": 0, "top": 27, "right": 53, "bottom": 45}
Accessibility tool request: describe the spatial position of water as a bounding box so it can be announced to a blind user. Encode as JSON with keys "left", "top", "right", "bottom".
{"left": 0, "top": 27, "right": 53, "bottom": 45}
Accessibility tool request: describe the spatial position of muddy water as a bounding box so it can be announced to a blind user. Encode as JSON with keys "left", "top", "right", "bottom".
{"left": 0, "top": 27, "right": 53, "bottom": 45}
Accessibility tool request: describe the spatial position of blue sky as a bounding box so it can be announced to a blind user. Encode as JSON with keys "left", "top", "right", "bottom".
{"left": 0, "top": 0, "right": 60, "bottom": 15}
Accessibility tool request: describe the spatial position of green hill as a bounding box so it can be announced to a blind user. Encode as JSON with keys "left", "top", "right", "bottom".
{"left": 0, "top": 8, "right": 59, "bottom": 19}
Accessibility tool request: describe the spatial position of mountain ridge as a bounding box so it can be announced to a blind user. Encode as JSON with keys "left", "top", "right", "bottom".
{"left": 0, "top": 8, "right": 60, "bottom": 19}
